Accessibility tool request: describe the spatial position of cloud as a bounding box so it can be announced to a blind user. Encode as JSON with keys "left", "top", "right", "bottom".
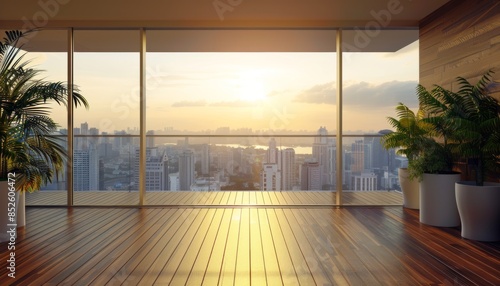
{"left": 294, "top": 82, "right": 336, "bottom": 104}
{"left": 294, "top": 80, "right": 418, "bottom": 108}
{"left": 346, "top": 81, "right": 418, "bottom": 107}
{"left": 171, "top": 100, "right": 207, "bottom": 107}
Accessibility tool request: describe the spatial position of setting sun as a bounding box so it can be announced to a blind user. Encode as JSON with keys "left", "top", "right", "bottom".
{"left": 236, "top": 71, "right": 267, "bottom": 101}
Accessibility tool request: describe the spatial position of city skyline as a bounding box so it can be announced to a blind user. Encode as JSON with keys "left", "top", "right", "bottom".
{"left": 47, "top": 123, "right": 403, "bottom": 193}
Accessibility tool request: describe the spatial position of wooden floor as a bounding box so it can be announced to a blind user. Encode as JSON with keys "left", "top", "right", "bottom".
{"left": 1, "top": 207, "right": 499, "bottom": 285}
{"left": 26, "top": 191, "right": 403, "bottom": 206}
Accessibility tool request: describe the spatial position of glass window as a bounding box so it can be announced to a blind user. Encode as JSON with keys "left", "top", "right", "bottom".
{"left": 145, "top": 30, "right": 337, "bottom": 204}
{"left": 20, "top": 29, "right": 68, "bottom": 206}
{"left": 73, "top": 30, "right": 140, "bottom": 205}
{"left": 341, "top": 29, "right": 417, "bottom": 205}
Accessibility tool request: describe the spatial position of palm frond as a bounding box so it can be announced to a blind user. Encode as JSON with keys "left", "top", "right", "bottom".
{"left": 1, "top": 29, "right": 87, "bottom": 189}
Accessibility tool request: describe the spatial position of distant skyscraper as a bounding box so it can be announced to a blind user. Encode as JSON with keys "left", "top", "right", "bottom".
{"left": 74, "top": 127, "right": 81, "bottom": 150}
{"left": 79, "top": 122, "right": 89, "bottom": 150}
{"left": 169, "top": 173, "right": 180, "bottom": 191}
{"left": 315, "top": 126, "right": 328, "bottom": 144}
{"left": 266, "top": 138, "right": 279, "bottom": 164}
{"left": 80, "top": 122, "right": 88, "bottom": 135}
{"left": 134, "top": 147, "right": 169, "bottom": 191}
{"left": 261, "top": 163, "right": 281, "bottom": 191}
{"left": 300, "top": 161, "right": 322, "bottom": 190}
{"left": 313, "top": 126, "right": 332, "bottom": 188}
{"left": 233, "top": 147, "right": 249, "bottom": 174}
{"left": 374, "top": 129, "right": 397, "bottom": 172}
{"left": 217, "top": 147, "right": 234, "bottom": 175}
{"left": 363, "top": 141, "right": 373, "bottom": 170}
{"left": 280, "top": 148, "right": 295, "bottom": 190}
{"left": 146, "top": 130, "right": 155, "bottom": 148}
{"left": 113, "top": 130, "right": 129, "bottom": 151}
{"left": 98, "top": 142, "right": 114, "bottom": 158}
{"left": 73, "top": 147, "right": 99, "bottom": 191}
{"left": 351, "top": 140, "right": 365, "bottom": 174}
{"left": 179, "top": 149, "right": 195, "bottom": 190}
{"left": 327, "top": 143, "right": 337, "bottom": 187}
{"left": 101, "top": 131, "right": 110, "bottom": 144}
{"left": 89, "top": 127, "right": 99, "bottom": 148}
{"left": 201, "top": 144, "right": 210, "bottom": 175}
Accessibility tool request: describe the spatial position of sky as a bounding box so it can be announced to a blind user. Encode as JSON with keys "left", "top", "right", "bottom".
{"left": 28, "top": 40, "right": 419, "bottom": 134}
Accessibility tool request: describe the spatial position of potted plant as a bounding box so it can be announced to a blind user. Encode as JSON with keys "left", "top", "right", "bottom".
{"left": 0, "top": 30, "right": 88, "bottom": 242}
{"left": 451, "top": 71, "right": 500, "bottom": 241}
{"left": 412, "top": 84, "right": 462, "bottom": 227}
{"left": 382, "top": 103, "right": 428, "bottom": 209}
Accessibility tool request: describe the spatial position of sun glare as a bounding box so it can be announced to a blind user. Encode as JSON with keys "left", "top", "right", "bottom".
{"left": 237, "top": 71, "right": 267, "bottom": 102}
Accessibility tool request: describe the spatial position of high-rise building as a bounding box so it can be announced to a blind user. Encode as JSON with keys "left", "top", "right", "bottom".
{"left": 313, "top": 126, "right": 334, "bottom": 188}
{"left": 179, "top": 149, "right": 195, "bottom": 191}
{"left": 315, "top": 126, "right": 328, "bottom": 144}
{"left": 261, "top": 163, "right": 281, "bottom": 191}
{"left": 217, "top": 147, "right": 234, "bottom": 175}
{"left": 73, "top": 147, "right": 99, "bottom": 191}
{"left": 146, "top": 152, "right": 169, "bottom": 191}
{"left": 353, "top": 172, "right": 377, "bottom": 191}
{"left": 300, "top": 161, "right": 322, "bottom": 190}
{"left": 113, "top": 130, "right": 130, "bottom": 153}
{"left": 79, "top": 122, "right": 89, "bottom": 150}
{"left": 101, "top": 131, "right": 110, "bottom": 144}
{"left": 363, "top": 130, "right": 398, "bottom": 189}
{"left": 134, "top": 147, "right": 169, "bottom": 191}
{"left": 74, "top": 127, "right": 81, "bottom": 150}
{"left": 146, "top": 130, "right": 155, "bottom": 148}
{"left": 169, "top": 173, "right": 180, "bottom": 191}
{"left": 233, "top": 147, "right": 250, "bottom": 174}
{"left": 351, "top": 140, "right": 365, "bottom": 174}
{"left": 89, "top": 127, "right": 99, "bottom": 148}
{"left": 327, "top": 143, "right": 336, "bottom": 187}
{"left": 280, "top": 148, "right": 295, "bottom": 190}
{"left": 80, "top": 122, "right": 89, "bottom": 135}
{"left": 201, "top": 144, "right": 210, "bottom": 175}
{"left": 266, "top": 138, "right": 279, "bottom": 164}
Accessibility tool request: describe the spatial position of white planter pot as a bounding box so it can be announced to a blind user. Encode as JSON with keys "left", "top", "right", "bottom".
{"left": 0, "top": 180, "right": 20, "bottom": 243}
{"left": 398, "top": 168, "right": 419, "bottom": 209}
{"left": 456, "top": 182, "right": 500, "bottom": 242}
{"left": 420, "top": 173, "right": 461, "bottom": 227}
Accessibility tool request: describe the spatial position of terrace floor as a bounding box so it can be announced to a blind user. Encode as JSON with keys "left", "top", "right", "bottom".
{"left": 1, "top": 206, "right": 499, "bottom": 285}
{"left": 26, "top": 190, "right": 404, "bottom": 206}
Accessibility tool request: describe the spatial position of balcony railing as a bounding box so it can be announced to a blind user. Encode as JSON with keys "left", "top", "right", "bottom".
{"left": 31, "top": 134, "right": 403, "bottom": 206}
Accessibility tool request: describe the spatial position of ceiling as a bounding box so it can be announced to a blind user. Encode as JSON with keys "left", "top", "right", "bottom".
{"left": 0, "top": 0, "right": 450, "bottom": 52}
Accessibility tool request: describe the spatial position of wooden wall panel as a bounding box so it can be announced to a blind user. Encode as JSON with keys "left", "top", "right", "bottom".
{"left": 420, "top": 0, "right": 500, "bottom": 183}
{"left": 419, "top": 0, "right": 500, "bottom": 100}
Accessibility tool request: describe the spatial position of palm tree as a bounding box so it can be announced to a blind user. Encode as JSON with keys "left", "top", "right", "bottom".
{"left": 451, "top": 71, "right": 500, "bottom": 186}
{"left": 412, "top": 83, "right": 460, "bottom": 176}
{"left": 0, "top": 30, "right": 88, "bottom": 192}
{"left": 416, "top": 70, "right": 500, "bottom": 185}
{"left": 382, "top": 102, "right": 429, "bottom": 179}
